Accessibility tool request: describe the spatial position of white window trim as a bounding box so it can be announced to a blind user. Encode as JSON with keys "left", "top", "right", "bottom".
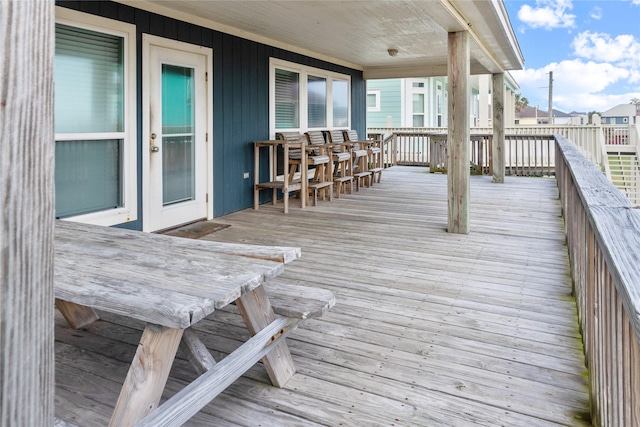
{"left": 404, "top": 78, "right": 427, "bottom": 128}
{"left": 367, "top": 90, "right": 381, "bottom": 112}
{"left": 55, "top": 7, "right": 137, "bottom": 226}
{"left": 269, "top": 58, "right": 351, "bottom": 137}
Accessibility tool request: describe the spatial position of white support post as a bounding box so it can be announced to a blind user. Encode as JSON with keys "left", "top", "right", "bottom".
{"left": 1, "top": 0, "right": 55, "bottom": 425}
{"left": 447, "top": 31, "right": 470, "bottom": 234}
{"left": 492, "top": 73, "right": 505, "bottom": 184}
{"left": 507, "top": 90, "right": 516, "bottom": 126}
{"left": 478, "top": 75, "right": 490, "bottom": 128}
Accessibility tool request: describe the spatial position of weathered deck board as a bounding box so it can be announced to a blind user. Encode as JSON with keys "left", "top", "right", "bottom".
{"left": 55, "top": 166, "right": 590, "bottom": 426}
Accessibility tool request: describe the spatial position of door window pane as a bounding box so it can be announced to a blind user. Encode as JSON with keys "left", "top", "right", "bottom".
{"left": 162, "top": 64, "right": 195, "bottom": 206}
{"left": 55, "top": 24, "right": 124, "bottom": 133}
{"left": 55, "top": 139, "right": 122, "bottom": 218}
{"left": 308, "top": 75, "right": 326, "bottom": 128}
{"left": 333, "top": 79, "right": 349, "bottom": 127}
{"left": 275, "top": 69, "right": 299, "bottom": 129}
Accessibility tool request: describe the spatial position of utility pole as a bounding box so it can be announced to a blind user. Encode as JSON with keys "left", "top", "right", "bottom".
{"left": 548, "top": 71, "right": 553, "bottom": 125}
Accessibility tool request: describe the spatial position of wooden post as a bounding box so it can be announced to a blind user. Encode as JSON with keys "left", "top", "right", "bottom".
{"left": 0, "top": 0, "right": 55, "bottom": 425}
{"left": 492, "top": 73, "right": 505, "bottom": 184}
{"left": 447, "top": 31, "right": 470, "bottom": 234}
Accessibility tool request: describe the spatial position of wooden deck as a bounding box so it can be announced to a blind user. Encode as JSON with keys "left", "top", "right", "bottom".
{"left": 55, "top": 166, "right": 590, "bottom": 426}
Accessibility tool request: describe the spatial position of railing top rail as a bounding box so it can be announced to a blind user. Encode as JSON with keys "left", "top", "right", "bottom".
{"left": 392, "top": 132, "right": 445, "bottom": 137}
{"left": 556, "top": 134, "right": 640, "bottom": 341}
{"left": 504, "top": 134, "right": 555, "bottom": 138}
{"left": 373, "top": 130, "right": 554, "bottom": 139}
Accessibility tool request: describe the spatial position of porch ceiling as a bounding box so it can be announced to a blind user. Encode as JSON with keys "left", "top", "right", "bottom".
{"left": 117, "top": 0, "right": 524, "bottom": 78}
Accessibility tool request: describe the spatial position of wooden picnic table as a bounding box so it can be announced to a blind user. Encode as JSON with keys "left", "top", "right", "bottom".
{"left": 54, "top": 220, "right": 334, "bottom": 427}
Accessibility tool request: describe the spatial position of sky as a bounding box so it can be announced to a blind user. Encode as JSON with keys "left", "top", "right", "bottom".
{"left": 504, "top": 0, "right": 640, "bottom": 114}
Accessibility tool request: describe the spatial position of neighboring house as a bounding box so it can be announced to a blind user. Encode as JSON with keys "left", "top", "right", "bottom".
{"left": 516, "top": 106, "right": 575, "bottom": 125}
{"left": 367, "top": 77, "right": 448, "bottom": 128}
{"left": 601, "top": 104, "right": 638, "bottom": 125}
{"left": 51, "top": 1, "right": 523, "bottom": 233}
{"left": 367, "top": 74, "right": 520, "bottom": 128}
{"left": 569, "top": 111, "right": 589, "bottom": 125}
{"left": 550, "top": 109, "right": 574, "bottom": 125}
{"left": 516, "top": 106, "right": 541, "bottom": 125}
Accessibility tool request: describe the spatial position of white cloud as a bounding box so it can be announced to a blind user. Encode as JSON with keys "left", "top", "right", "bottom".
{"left": 590, "top": 7, "right": 602, "bottom": 20}
{"left": 572, "top": 31, "right": 640, "bottom": 68}
{"left": 512, "top": 60, "right": 633, "bottom": 111}
{"left": 517, "top": 0, "right": 576, "bottom": 30}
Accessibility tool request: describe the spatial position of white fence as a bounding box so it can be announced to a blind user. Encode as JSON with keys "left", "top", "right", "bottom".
{"left": 369, "top": 125, "right": 609, "bottom": 170}
{"left": 368, "top": 124, "right": 640, "bottom": 205}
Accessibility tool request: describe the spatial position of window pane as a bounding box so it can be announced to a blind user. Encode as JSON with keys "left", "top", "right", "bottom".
{"left": 162, "top": 65, "right": 194, "bottom": 134}
{"left": 367, "top": 93, "right": 377, "bottom": 108}
{"left": 413, "top": 93, "right": 424, "bottom": 114}
{"left": 333, "top": 79, "right": 349, "bottom": 127}
{"left": 413, "top": 115, "right": 424, "bottom": 127}
{"left": 55, "top": 24, "right": 124, "bottom": 133}
{"left": 308, "top": 75, "right": 326, "bottom": 128}
{"left": 275, "top": 69, "right": 299, "bottom": 129}
{"left": 162, "top": 65, "right": 195, "bottom": 206}
{"left": 55, "top": 139, "right": 122, "bottom": 218}
{"left": 412, "top": 82, "right": 424, "bottom": 88}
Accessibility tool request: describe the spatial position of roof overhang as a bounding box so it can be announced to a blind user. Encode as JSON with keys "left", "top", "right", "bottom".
{"left": 117, "top": 0, "right": 524, "bottom": 79}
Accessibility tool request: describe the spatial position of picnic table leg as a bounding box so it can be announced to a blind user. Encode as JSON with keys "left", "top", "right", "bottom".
{"left": 55, "top": 299, "right": 100, "bottom": 329}
{"left": 181, "top": 328, "right": 217, "bottom": 375}
{"left": 236, "top": 285, "right": 296, "bottom": 387}
{"left": 109, "top": 324, "right": 184, "bottom": 427}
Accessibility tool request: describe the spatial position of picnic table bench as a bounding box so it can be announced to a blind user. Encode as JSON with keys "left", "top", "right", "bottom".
{"left": 54, "top": 221, "right": 335, "bottom": 426}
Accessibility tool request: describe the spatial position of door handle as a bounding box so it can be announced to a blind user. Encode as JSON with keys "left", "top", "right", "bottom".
{"left": 150, "top": 133, "right": 159, "bottom": 153}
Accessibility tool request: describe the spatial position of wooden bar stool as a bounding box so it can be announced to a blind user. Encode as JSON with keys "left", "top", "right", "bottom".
{"left": 330, "top": 130, "right": 371, "bottom": 191}
{"left": 345, "top": 130, "right": 383, "bottom": 184}
{"left": 308, "top": 130, "right": 352, "bottom": 198}
{"left": 277, "top": 132, "right": 333, "bottom": 205}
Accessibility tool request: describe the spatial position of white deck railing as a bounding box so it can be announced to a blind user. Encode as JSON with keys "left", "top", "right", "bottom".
{"left": 369, "top": 124, "right": 640, "bottom": 204}
{"left": 369, "top": 129, "right": 558, "bottom": 177}
{"left": 368, "top": 125, "right": 609, "bottom": 171}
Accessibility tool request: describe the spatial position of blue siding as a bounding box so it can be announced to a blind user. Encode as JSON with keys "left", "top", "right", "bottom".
{"left": 57, "top": 1, "right": 366, "bottom": 229}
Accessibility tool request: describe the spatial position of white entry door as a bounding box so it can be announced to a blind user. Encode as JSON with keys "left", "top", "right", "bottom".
{"left": 143, "top": 35, "right": 212, "bottom": 232}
